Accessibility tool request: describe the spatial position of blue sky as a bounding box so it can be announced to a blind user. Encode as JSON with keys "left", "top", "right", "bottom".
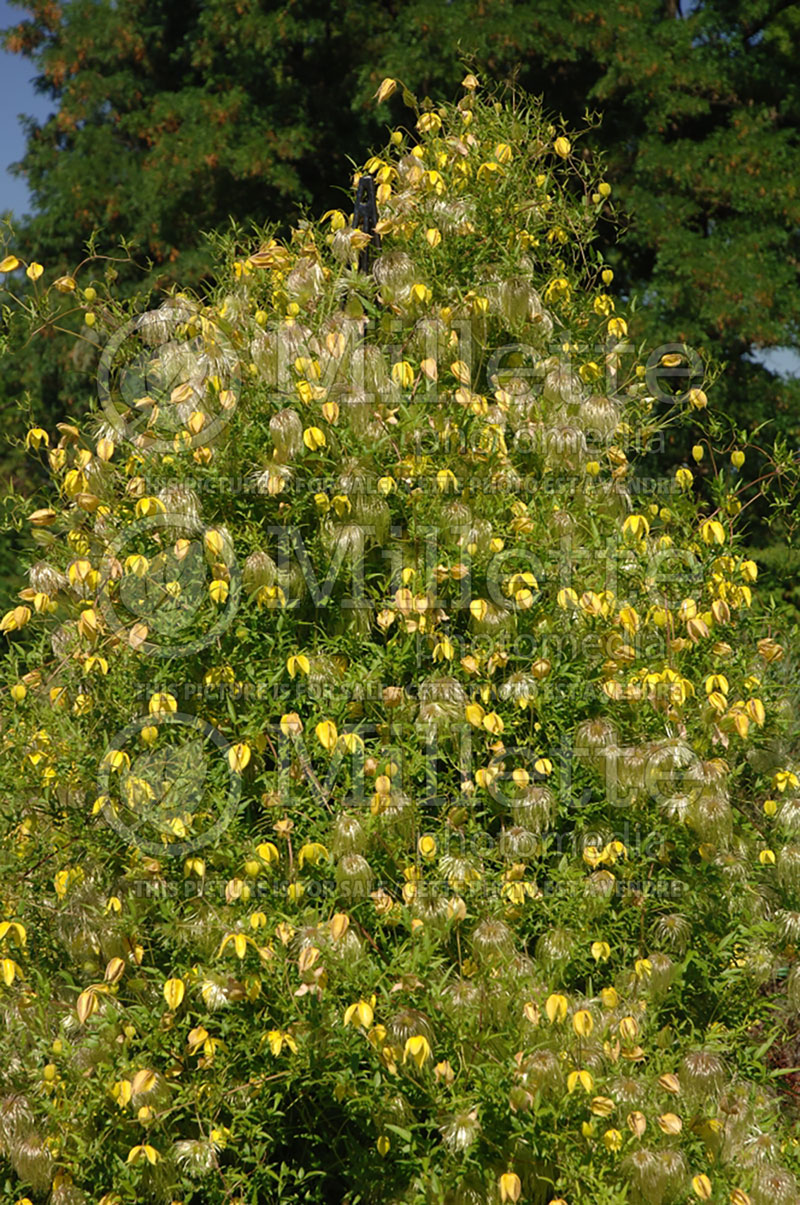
{"left": 0, "top": 0, "right": 797, "bottom": 378}
{"left": 0, "top": 0, "right": 52, "bottom": 219}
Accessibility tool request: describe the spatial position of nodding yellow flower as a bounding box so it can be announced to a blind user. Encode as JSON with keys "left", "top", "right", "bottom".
{"left": 619, "top": 1015, "right": 639, "bottom": 1042}
{"left": 26, "top": 262, "right": 44, "bottom": 280}
{"left": 418, "top": 835, "right": 437, "bottom": 859}
{"left": 374, "top": 78, "right": 397, "bottom": 103}
{"left": 124, "top": 553, "right": 149, "bottom": 577}
{"left": 432, "top": 637, "right": 455, "bottom": 662}
{"left": 227, "top": 743, "right": 251, "bottom": 773}
{"left": 675, "top": 467, "right": 694, "bottom": 490}
{"left": 256, "top": 842, "right": 279, "bottom": 866}
{"left": 344, "top": 998, "right": 374, "bottom": 1028}
{"left": 219, "top": 932, "right": 250, "bottom": 959}
{"left": 591, "top": 941, "right": 611, "bottom": 962}
{"left": 567, "top": 1069, "right": 594, "bottom": 1093}
{"left": 148, "top": 692, "right": 177, "bottom": 717}
{"left": 602, "top": 1128, "right": 622, "bottom": 1151}
{"left": 607, "top": 316, "right": 628, "bottom": 339}
{"left": 622, "top": 513, "right": 649, "bottom": 540}
{"left": 279, "top": 712, "right": 302, "bottom": 737}
{"left": 688, "top": 387, "right": 708, "bottom": 410}
{"left": 573, "top": 1009, "right": 594, "bottom": 1037}
{"left": 163, "top": 978, "right": 185, "bottom": 1010}
{"left": 758, "top": 637, "right": 784, "bottom": 662}
{"left": 302, "top": 426, "right": 326, "bottom": 450}
{"left": 545, "top": 993, "right": 568, "bottom": 1023}
{"left": 315, "top": 720, "right": 338, "bottom": 751}
{"left": 286, "top": 654, "right": 310, "bottom": 678}
{"left": 403, "top": 1034, "right": 432, "bottom": 1069}
{"left": 266, "top": 1029, "right": 298, "bottom": 1056}
{"left": 553, "top": 136, "right": 571, "bottom": 158}
{"left": 329, "top": 913, "right": 349, "bottom": 942}
{"left": 338, "top": 731, "right": 364, "bottom": 754}
{"left": 102, "top": 749, "right": 130, "bottom": 773}
{"left": 0, "top": 920, "right": 26, "bottom": 947}
{"left": 126, "top": 1144, "right": 161, "bottom": 1165}
{"left": 417, "top": 111, "right": 442, "bottom": 134}
{"left": 705, "top": 673, "right": 729, "bottom": 695}
{"left": 0, "top": 605, "right": 32, "bottom": 633}
{"left": 482, "top": 711, "right": 504, "bottom": 736}
{"left": 700, "top": 519, "right": 725, "bottom": 545}
{"left": 477, "top": 160, "right": 502, "bottom": 182}
{"left": 731, "top": 449, "right": 745, "bottom": 468}
{"left": 498, "top": 1172, "right": 522, "bottom": 1203}
{"left": 391, "top": 360, "right": 415, "bottom": 389}
{"left": 544, "top": 276, "right": 570, "bottom": 303}
{"left": 0, "top": 254, "right": 20, "bottom": 272}
{"left": 27, "top": 507, "right": 57, "bottom": 526}
{"left": 297, "top": 842, "right": 328, "bottom": 869}
{"left": 25, "top": 427, "right": 49, "bottom": 450}
{"left": 410, "top": 282, "right": 432, "bottom": 305}
{"left": 618, "top": 606, "right": 639, "bottom": 634}
{"left": 691, "top": 1174, "right": 712, "bottom": 1200}
{"left": 63, "top": 468, "right": 87, "bottom": 496}
{"left": 135, "top": 495, "right": 165, "bottom": 518}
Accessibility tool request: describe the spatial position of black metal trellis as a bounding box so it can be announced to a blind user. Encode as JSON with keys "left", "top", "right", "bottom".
{"left": 353, "top": 174, "right": 381, "bottom": 274}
